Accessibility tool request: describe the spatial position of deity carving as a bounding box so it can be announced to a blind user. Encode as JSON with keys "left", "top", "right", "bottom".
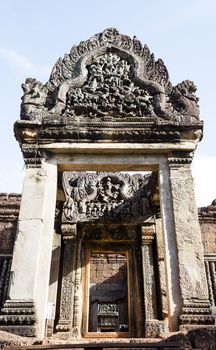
{"left": 64, "top": 53, "right": 155, "bottom": 119}
{"left": 62, "top": 172, "right": 157, "bottom": 223}
{"left": 19, "top": 28, "right": 201, "bottom": 125}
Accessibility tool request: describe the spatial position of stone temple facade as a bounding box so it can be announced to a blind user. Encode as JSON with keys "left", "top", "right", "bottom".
{"left": 0, "top": 28, "right": 215, "bottom": 346}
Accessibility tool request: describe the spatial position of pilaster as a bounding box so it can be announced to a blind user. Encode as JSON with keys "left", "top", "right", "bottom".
{"left": 55, "top": 223, "right": 82, "bottom": 339}
{"left": 168, "top": 153, "right": 215, "bottom": 329}
{"left": 0, "top": 158, "right": 57, "bottom": 337}
{"left": 155, "top": 216, "right": 168, "bottom": 320}
{"left": 141, "top": 225, "right": 168, "bottom": 337}
{"left": 55, "top": 224, "right": 77, "bottom": 336}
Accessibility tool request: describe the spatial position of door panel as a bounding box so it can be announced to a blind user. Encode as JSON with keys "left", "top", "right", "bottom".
{"left": 88, "top": 252, "right": 129, "bottom": 333}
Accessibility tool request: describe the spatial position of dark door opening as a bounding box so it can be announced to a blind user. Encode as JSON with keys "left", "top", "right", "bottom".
{"left": 87, "top": 252, "right": 129, "bottom": 333}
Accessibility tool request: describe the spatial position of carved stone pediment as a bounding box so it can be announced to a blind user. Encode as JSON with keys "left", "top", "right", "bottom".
{"left": 61, "top": 172, "right": 158, "bottom": 223}
{"left": 15, "top": 28, "right": 203, "bottom": 146}
{"left": 62, "top": 53, "right": 157, "bottom": 119}
{"left": 20, "top": 28, "right": 200, "bottom": 124}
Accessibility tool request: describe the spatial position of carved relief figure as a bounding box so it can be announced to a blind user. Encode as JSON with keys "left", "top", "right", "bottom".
{"left": 64, "top": 53, "right": 156, "bottom": 119}
{"left": 19, "top": 28, "right": 201, "bottom": 125}
{"left": 62, "top": 172, "right": 157, "bottom": 223}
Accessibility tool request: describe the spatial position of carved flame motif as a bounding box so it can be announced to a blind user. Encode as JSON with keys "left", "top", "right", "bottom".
{"left": 64, "top": 53, "right": 155, "bottom": 119}
{"left": 62, "top": 172, "right": 157, "bottom": 223}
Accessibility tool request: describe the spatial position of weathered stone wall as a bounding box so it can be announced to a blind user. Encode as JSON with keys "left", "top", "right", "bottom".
{"left": 0, "top": 193, "right": 215, "bottom": 336}
{"left": 199, "top": 200, "right": 216, "bottom": 254}
{"left": 199, "top": 200, "right": 216, "bottom": 309}
{"left": 0, "top": 193, "right": 21, "bottom": 253}
{"left": 0, "top": 193, "right": 21, "bottom": 309}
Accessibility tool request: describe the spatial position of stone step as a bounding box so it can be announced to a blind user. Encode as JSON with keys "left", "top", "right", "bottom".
{"left": 3, "top": 342, "right": 187, "bottom": 350}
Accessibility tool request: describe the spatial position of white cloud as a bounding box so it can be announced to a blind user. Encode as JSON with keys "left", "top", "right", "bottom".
{"left": 0, "top": 45, "right": 51, "bottom": 79}
{"left": 192, "top": 155, "right": 216, "bottom": 207}
{"left": 0, "top": 45, "right": 35, "bottom": 71}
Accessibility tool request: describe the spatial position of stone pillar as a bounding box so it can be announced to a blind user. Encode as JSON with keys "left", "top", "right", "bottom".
{"left": 0, "top": 160, "right": 57, "bottom": 337}
{"left": 141, "top": 225, "right": 157, "bottom": 322}
{"left": 46, "top": 230, "right": 61, "bottom": 337}
{"left": 159, "top": 159, "right": 183, "bottom": 331}
{"left": 56, "top": 223, "right": 83, "bottom": 339}
{"left": 141, "top": 225, "right": 167, "bottom": 337}
{"left": 155, "top": 216, "right": 168, "bottom": 321}
{"left": 71, "top": 238, "right": 82, "bottom": 338}
{"left": 168, "top": 155, "right": 214, "bottom": 329}
{"left": 56, "top": 224, "right": 77, "bottom": 337}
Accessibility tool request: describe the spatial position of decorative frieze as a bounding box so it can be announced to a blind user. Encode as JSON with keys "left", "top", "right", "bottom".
{"left": 80, "top": 223, "right": 137, "bottom": 241}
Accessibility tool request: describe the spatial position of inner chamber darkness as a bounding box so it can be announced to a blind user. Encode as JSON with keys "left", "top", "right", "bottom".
{"left": 88, "top": 252, "right": 129, "bottom": 332}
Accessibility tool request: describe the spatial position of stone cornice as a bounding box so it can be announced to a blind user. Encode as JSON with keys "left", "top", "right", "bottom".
{"left": 14, "top": 119, "right": 203, "bottom": 148}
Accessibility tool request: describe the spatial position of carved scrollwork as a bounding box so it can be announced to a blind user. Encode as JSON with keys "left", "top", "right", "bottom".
{"left": 62, "top": 172, "right": 157, "bottom": 223}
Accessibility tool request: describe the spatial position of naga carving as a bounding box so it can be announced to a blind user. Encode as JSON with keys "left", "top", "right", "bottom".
{"left": 21, "top": 78, "right": 48, "bottom": 122}
{"left": 19, "top": 28, "right": 201, "bottom": 125}
{"left": 170, "top": 80, "right": 200, "bottom": 121}
{"left": 62, "top": 172, "right": 158, "bottom": 223}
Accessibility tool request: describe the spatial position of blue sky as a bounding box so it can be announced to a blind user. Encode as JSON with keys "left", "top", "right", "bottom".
{"left": 0, "top": 0, "right": 216, "bottom": 206}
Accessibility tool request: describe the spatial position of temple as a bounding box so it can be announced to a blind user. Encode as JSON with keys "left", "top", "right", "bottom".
{"left": 0, "top": 28, "right": 215, "bottom": 346}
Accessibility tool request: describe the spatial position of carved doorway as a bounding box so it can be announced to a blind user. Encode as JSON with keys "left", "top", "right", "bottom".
{"left": 82, "top": 241, "right": 139, "bottom": 338}
{"left": 55, "top": 171, "right": 160, "bottom": 338}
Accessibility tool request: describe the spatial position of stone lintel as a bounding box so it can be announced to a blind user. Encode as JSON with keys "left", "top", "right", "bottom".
{"left": 14, "top": 118, "right": 203, "bottom": 150}
{"left": 39, "top": 141, "right": 198, "bottom": 154}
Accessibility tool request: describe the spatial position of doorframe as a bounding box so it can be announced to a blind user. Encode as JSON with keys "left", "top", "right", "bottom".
{"left": 82, "top": 240, "right": 139, "bottom": 338}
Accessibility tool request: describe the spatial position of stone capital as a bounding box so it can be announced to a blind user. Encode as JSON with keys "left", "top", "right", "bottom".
{"left": 168, "top": 151, "right": 194, "bottom": 170}
{"left": 61, "top": 223, "right": 77, "bottom": 241}
{"left": 141, "top": 225, "right": 155, "bottom": 245}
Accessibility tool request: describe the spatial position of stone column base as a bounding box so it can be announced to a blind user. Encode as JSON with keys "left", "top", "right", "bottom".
{"left": 180, "top": 301, "right": 215, "bottom": 330}
{"left": 0, "top": 300, "right": 36, "bottom": 336}
{"left": 145, "top": 319, "right": 169, "bottom": 338}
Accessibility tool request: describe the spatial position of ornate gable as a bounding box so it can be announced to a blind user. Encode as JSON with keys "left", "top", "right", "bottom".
{"left": 15, "top": 28, "right": 203, "bottom": 147}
